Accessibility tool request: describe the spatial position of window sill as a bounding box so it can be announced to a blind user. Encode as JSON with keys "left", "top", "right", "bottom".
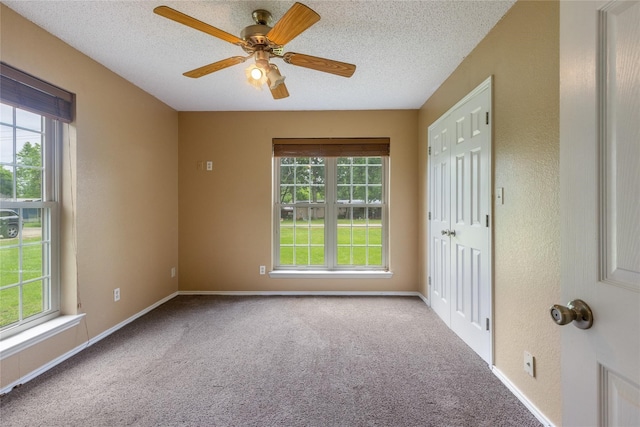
{"left": 268, "top": 270, "right": 394, "bottom": 279}
{"left": 0, "top": 314, "right": 85, "bottom": 360}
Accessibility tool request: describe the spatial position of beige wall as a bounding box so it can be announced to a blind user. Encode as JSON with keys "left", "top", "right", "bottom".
{"left": 418, "top": 1, "right": 561, "bottom": 424}
{"left": 178, "top": 110, "right": 419, "bottom": 292}
{"left": 0, "top": 5, "right": 179, "bottom": 387}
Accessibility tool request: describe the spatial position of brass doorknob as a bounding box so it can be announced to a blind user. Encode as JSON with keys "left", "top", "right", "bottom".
{"left": 550, "top": 299, "right": 593, "bottom": 329}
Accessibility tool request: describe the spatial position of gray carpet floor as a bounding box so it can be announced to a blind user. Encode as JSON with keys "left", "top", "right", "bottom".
{"left": 0, "top": 296, "right": 541, "bottom": 426}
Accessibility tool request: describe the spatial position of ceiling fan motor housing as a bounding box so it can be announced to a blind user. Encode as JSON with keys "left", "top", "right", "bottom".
{"left": 241, "top": 24, "right": 271, "bottom": 47}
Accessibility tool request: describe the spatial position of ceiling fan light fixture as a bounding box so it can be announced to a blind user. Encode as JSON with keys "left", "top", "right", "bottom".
{"left": 267, "top": 65, "right": 286, "bottom": 89}
{"left": 245, "top": 64, "right": 268, "bottom": 90}
{"left": 250, "top": 67, "right": 263, "bottom": 80}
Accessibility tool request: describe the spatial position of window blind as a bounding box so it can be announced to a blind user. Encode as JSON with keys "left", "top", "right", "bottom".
{"left": 0, "top": 62, "right": 75, "bottom": 123}
{"left": 273, "top": 137, "right": 390, "bottom": 157}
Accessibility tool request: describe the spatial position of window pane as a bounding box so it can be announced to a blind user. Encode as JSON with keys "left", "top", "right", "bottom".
{"left": 337, "top": 186, "right": 350, "bottom": 202}
{"left": 368, "top": 164, "right": 382, "bottom": 184}
{"left": 1, "top": 124, "right": 13, "bottom": 163}
{"left": 352, "top": 185, "right": 366, "bottom": 202}
{"left": 16, "top": 109, "right": 42, "bottom": 132}
{"left": 22, "top": 243, "right": 44, "bottom": 282}
{"left": 0, "top": 104, "right": 13, "bottom": 125}
{"left": 295, "top": 186, "right": 309, "bottom": 203}
{"left": 16, "top": 130, "right": 43, "bottom": 166}
{"left": 295, "top": 247, "right": 309, "bottom": 264}
{"left": 280, "top": 247, "right": 293, "bottom": 265}
{"left": 352, "top": 165, "right": 366, "bottom": 184}
{"left": 310, "top": 247, "right": 324, "bottom": 265}
{"left": 337, "top": 165, "right": 350, "bottom": 185}
{"left": 16, "top": 166, "right": 43, "bottom": 199}
{"left": 0, "top": 286, "right": 19, "bottom": 328}
{"left": 368, "top": 247, "right": 382, "bottom": 265}
{"left": 22, "top": 279, "right": 44, "bottom": 319}
{"left": 280, "top": 165, "right": 295, "bottom": 184}
{"left": 311, "top": 185, "right": 325, "bottom": 203}
{"left": 1, "top": 166, "right": 15, "bottom": 199}
{"left": 279, "top": 185, "right": 294, "bottom": 204}
{"left": 337, "top": 246, "right": 351, "bottom": 264}
{"left": 295, "top": 165, "right": 309, "bottom": 184}
{"left": 0, "top": 246, "right": 19, "bottom": 285}
{"left": 367, "top": 186, "right": 382, "bottom": 203}
{"left": 295, "top": 226, "right": 309, "bottom": 244}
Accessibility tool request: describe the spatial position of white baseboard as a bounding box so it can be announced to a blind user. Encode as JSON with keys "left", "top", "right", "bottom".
{"left": 179, "top": 290, "right": 424, "bottom": 297}
{"left": 491, "top": 366, "right": 555, "bottom": 427}
{"left": 416, "top": 292, "right": 429, "bottom": 306}
{"left": 88, "top": 292, "right": 178, "bottom": 345}
{"left": 1, "top": 291, "right": 179, "bottom": 396}
{"left": 0, "top": 341, "right": 87, "bottom": 396}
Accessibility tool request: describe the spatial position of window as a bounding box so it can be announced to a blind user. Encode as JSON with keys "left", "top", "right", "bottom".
{"left": 273, "top": 139, "right": 389, "bottom": 271}
{"left": 0, "top": 103, "right": 61, "bottom": 336}
{"left": 0, "top": 63, "right": 72, "bottom": 338}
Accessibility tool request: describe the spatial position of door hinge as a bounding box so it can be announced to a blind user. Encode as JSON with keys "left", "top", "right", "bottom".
{"left": 428, "top": 212, "right": 431, "bottom": 220}
{"left": 486, "top": 214, "right": 490, "bottom": 227}
{"left": 486, "top": 112, "right": 489, "bottom": 125}
{"left": 486, "top": 318, "right": 490, "bottom": 331}
{"left": 428, "top": 146, "right": 432, "bottom": 155}
{"left": 428, "top": 276, "right": 432, "bottom": 285}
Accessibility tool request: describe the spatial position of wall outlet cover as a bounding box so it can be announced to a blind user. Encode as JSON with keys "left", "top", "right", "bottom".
{"left": 524, "top": 351, "right": 535, "bottom": 377}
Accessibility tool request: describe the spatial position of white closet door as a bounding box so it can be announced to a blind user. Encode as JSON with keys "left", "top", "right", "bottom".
{"left": 429, "top": 78, "right": 492, "bottom": 363}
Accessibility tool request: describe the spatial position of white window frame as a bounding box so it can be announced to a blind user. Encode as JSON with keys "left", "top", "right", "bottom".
{"left": 273, "top": 156, "right": 389, "bottom": 273}
{"left": 0, "top": 104, "right": 61, "bottom": 339}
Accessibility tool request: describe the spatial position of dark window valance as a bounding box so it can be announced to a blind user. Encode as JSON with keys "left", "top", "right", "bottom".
{"left": 1, "top": 62, "right": 75, "bottom": 123}
{"left": 273, "top": 137, "right": 390, "bottom": 157}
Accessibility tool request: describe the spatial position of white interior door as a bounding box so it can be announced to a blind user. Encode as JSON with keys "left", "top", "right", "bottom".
{"left": 429, "top": 77, "right": 492, "bottom": 363}
{"left": 429, "top": 115, "right": 452, "bottom": 325}
{"left": 560, "top": 1, "right": 640, "bottom": 425}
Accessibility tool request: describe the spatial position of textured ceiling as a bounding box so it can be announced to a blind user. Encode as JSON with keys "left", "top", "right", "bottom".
{"left": 3, "top": 1, "right": 515, "bottom": 112}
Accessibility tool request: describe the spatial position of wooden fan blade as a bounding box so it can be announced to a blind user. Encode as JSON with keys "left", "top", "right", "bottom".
{"left": 270, "top": 82, "right": 290, "bottom": 99}
{"left": 154, "top": 6, "right": 244, "bottom": 46}
{"left": 267, "top": 2, "right": 320, "bottom": 46}
{"left": 283, "top": 52, "right": 356, "bottom": 78}
{"left": 183, "top": 56, "right": 247, "bottom": 78}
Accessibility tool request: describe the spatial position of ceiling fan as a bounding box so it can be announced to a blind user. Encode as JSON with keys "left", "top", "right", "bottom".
{"left": 154, "top": 2, "right": 356, "bottom": 100}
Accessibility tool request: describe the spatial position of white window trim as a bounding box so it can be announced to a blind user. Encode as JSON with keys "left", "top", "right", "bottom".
{"left": 273, "top": 156, "right": 390, "bottom": 272}
{"left": 268, "top": 270, "right": 393, "bottom": 279}
{"left": 0, "top": 314, "right": 84, "bottom": 360}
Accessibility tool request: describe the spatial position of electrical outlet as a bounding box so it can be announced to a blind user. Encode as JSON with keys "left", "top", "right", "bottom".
{"left": 259, "top": 265, "right": 266, "bottom": 275}
{"left": 524, "top": 351, "right": 535, "bottom": 377}
{"left": 206, "top": 161, "right": 213, "bottom": 171}
{"left": 171, "top": 267, "right": 176, "bottom": 278}
{"left": 113, "top": 288, "right": 120, "bottom": 302}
